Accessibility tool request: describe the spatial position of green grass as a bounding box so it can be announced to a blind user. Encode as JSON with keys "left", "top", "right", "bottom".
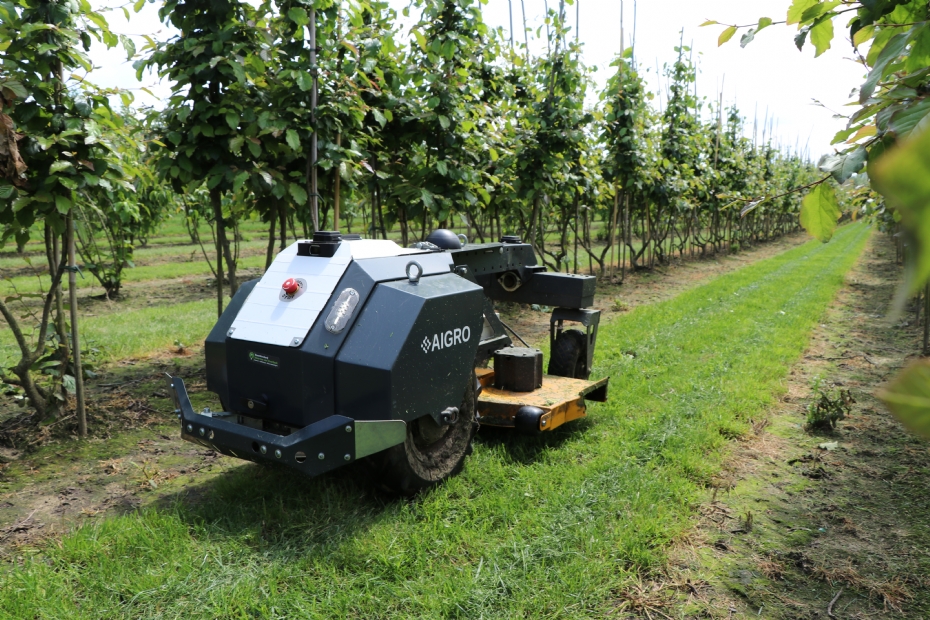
{"left": 1, "top": 298, "right": 222, "bottom": 367}
{"left": 80, "top": 299, "right": 220, "bottom": 363}
{"left": 0, "top": 223, "right": 870, "bottom": 618}
{"left": 0, "top": 254, "right": 268, "bottom": 297}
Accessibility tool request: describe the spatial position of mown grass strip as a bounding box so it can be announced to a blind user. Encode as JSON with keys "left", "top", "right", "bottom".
{"left": 0, "top": 254, "right": 268, "bottom": 297}
{"left": 0, "top": 224, "right": 869, "bottom": 618}
{"left": 1, "top": 298, "right": 220, "bottom": 367}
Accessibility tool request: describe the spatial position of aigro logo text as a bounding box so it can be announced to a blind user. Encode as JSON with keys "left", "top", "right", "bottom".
{"left": 421, "top": 326, "right": 471, "bottom": 353}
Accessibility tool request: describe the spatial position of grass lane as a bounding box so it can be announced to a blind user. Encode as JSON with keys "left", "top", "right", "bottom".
{"left": 1, "top": 299, "right": 222, "bottom": 367}
{"left": 0, "top": 223, "right": 870, "bottom": 618}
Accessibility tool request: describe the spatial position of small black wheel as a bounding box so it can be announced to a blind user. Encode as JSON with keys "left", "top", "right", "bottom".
{"left": 548, "top": 329, "right": 589, "bottom": 379}
{"left": 514, "top": 406, "right": 545, "bottom": 435}
{"left": 374, "top": 372, "right": 476, "bottom": 495}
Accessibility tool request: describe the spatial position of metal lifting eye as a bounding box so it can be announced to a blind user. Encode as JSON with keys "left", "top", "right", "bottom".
{"left": 406, "top": 261, "right": 423, "bottom": 284}
{"left": 457, "top": 233, "right": 468, "bottom": 246}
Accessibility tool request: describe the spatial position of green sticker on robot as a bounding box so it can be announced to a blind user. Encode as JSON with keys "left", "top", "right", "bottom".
{"left": 249, "top": 351, "right": 280, "bottom": 368}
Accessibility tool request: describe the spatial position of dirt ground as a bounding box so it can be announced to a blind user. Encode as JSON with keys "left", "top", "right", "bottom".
{"left": 0, "top": 232, "right": 819, "bottom": 558}
{"left": 645, "top": 232, "right": 930, "bottom": 619}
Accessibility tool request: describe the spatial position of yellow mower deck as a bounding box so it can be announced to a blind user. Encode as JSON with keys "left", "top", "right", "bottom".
{"left": 475, "top": 367, "right": 609, "bottom": 432}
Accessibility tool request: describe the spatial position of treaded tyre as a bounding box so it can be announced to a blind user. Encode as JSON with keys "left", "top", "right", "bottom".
{"left": 374, "top": 371, "right": 476, "bottom": 496}
{"left": 548, "top": 329, "right": 589, "bottom": 379}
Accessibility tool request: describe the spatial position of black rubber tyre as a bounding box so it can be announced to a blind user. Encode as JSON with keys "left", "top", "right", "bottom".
{"left": 547, "top": 329, "right": 589, "bottom": 379}
{"left": 374, "top": 372, "right": 477, "bottom": 496}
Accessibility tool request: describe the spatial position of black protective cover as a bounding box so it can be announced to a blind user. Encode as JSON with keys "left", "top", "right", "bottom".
{"left": 336, "top": 273, "right": 484, "bottom": 422}
{"left": 205, "top": 279, "right": 259, "bottom": 409}
{"left": 211, "top": 254, "right": 481, "bottom": 430}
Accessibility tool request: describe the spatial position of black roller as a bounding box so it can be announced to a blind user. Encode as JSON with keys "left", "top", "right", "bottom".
{"left": 425, "top": 229, "right": 462, "bottom": 250}
{"left": 514, "top": 406, "right": 545, "bottom": 435}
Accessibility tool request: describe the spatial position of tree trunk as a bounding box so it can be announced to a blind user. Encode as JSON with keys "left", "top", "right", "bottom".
{"left": 924, "top": 280, "right": 930, "bottom": 356}
{"left": 47, "top": 225, "right": 69, "bottom": 410}
{"left": 211, "top": 188, "right": 226, "bottom": 317}
{"left": 333, "top": 134, "right": 342, "bottom": 232}
{"left": 372, "top": 185, "right": 379, "bottom": 240}
{"left": 528, "top": 195, "right": 540, "bottom": 253}
{"left": 377, "top": 185, "right": 387, "bottom": 239}
{"left": 68, "top": 211, "right": 86, "bottom": 437}
{"left": 400, "top": 205, "right": 408, "bottom": 247}
{"left": 574, "top": 196, "right": 580, "bottom": 275}
{"left": 265, "top": 204, "right": 277, "bottom": 270}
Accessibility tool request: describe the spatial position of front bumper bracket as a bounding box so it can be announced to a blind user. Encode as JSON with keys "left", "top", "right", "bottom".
{"left": 168, "top": 376, "right": 406, "bottom": 477}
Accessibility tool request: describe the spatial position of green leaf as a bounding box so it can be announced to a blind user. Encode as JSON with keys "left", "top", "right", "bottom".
{"left": 905, "top": 25, "right": 930, "bottom": 73}
{"left": 757, "top": 17, "right": 773, "bottom": 32}
{"left": 372, "top": 108, "right": 387, "bottom": 128}
{"left": 49, "top": 160, "right": 73, "bottom": 174}
{"left": 860, "top": 31, "right": 909, "bottom": 103}
{"left": 810, "top": 18, "right": 834, "bottom": 57}
{"left": 289, "top": 182, "right": 308, "bottom": 204}
{"left": 287, "top": 7, "right": 309, "bottom": 26}
{"left": 817, "top": 146, "right": 866, "bottom": 183}
{"left": 853, "top": 24, "right": 875, "bottom": 48}
{"left": 438, "top": 115, "right": 451, "bottom": 130}
{"left": 229, "top": 135, "right": 244, "bottom": 153}
{"left": 740, "top": 29, "right": 756, "bottom": 48}
{"left": 225, "top": 111, "right": 238, "bottom": 130}
{"left": 12, "top": 196, "right": 33, "bottom": 213}
{"left": 718, "top": 26, "right": 738, "bottom": 46}
{"left": 699, "top": 20, "right": 718, "bottom": 27}
{"left": 889, "top": 98, "right": 930, "bottom": 137}
{"left": 122, "top": 35, "right": 136, "bottom": 61}
{"left": 800, "top": 0, "right": 841, "bottom": 23}
{"left": 296, "top": 72, "right": 313, "bottom": 91}
{"left": 233, "top": 171, "right": 249, "bottom": 192}
{"left": 830, "top": 126, "right": 857, "bottom": 145}
{"left": 229, "top": 60, "right": 246, "bottom": 84}
{"left": 420, "top": 188, "right": 435, "bottom": 209}
{"left": 54, "top": 194, "right": 72, "bottom": 215}
{"left": 845, "top": 125, "right": 876, "bottom": 144}
{"left": 787, "top": 0, "right": 818, "bottom": 25}
{"left": 795, "top": 28, "right": 809, "bottom": 50}
{"left": 285, "top": 129, "right": 301, "bottom": 151}
{"left": 879, "top": 360, "right": 930, "bottom": 439}
{"left": 133, "top": 0, "right": 145, "bottom": 12}
{"left": 1, "top": 80, "right": 27, "bottom": 99}
{"left": 413, "top": 29, "right": 427, "bottom": 52}
{"left": 871, "top": 127, "right": 930, "bottom": 293}
{"left": 799, "top": 182, "right": 841, "bottom": 242}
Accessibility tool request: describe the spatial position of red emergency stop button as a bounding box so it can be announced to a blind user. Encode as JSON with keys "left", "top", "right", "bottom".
{"left": 282, "top": 278, "right": 300, "bottom": 295}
